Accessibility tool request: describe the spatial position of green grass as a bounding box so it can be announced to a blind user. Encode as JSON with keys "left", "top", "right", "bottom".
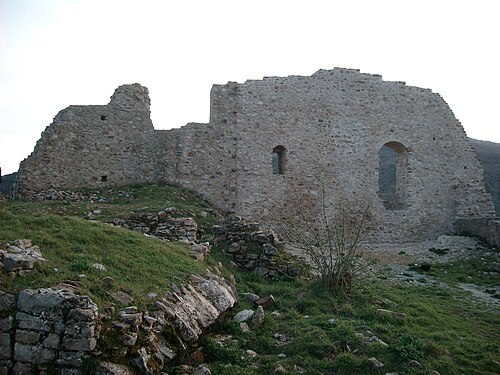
{"left": 424, "top": 253, "right": 499, "bottom": 287}
{"left": 7, "top": 183, "right": 219, "bottom": 236}
{"left": 1, "top": 183, "right": 499, "bottom": 374}
{"left": 0, "top": 199, "right": 206, "bottom": 309}
{"left": 186, "top": 251, "right": 500, "bottom": 375}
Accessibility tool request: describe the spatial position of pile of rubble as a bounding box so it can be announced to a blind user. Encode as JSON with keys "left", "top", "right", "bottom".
{"left": 109, "top": 208, "right": 198, "bottom": 243}
{"left": 214, "top": 215, "right": 301, "bottom": 277}
{"left": 28, "top": 188, "right": 114, "bottom": 203}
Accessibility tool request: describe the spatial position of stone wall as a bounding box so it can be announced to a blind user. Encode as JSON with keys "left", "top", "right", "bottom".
{"left": 454, "top": 218, "right": 500, "bottom": 247}
{"left": 0, "top": 288, "right": 99, "bottom": 374}
{"left": 192, "top": 68, "right": 495, "bottom": 242}
{"left": 15, "top": 68, "right": 496, "bottom": 243}
{"left": 16, "top": 84, "right": 157, "bottom": 198}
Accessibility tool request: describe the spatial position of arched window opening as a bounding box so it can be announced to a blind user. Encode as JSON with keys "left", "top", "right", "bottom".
{"left": 378, "top": 141, "right": 408, "bottom": 210}
{"left": 272, "top": 145, "right": 287, "bottom": 175}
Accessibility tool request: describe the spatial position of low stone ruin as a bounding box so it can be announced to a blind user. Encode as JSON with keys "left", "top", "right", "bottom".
{"left": 0, "top": 288, "right": 99, "bottom": 374}
{"left": 0, "top": 240, "right": 47, "bottom": 276}
{"left": 26, "top": 188, "right": 116, "bottom": 203}
{"left": 109, "top": 208, "right": 198, "bottom": 243}
{"left": 1, "top": 274, "right": 236, "bottom": 374}
{"left": 214, "top": 215, "right": 301, "bottom": 277}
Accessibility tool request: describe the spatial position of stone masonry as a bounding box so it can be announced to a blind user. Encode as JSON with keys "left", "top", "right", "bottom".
{"left": 16, "top": 84, "right": 156, "bottom": 196}
{"left": 15, "top": 68, "right": 496, "bottom": 243}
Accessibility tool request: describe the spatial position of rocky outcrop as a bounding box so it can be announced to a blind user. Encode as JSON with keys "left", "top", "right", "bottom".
{"left": 0, "top": 288, "right": 99, "bottom": 374}
{"left": 214, "top": 215, "right": 301, "bottom": 277}
{"left": 0, "top": 240, "right": 47, "bottom": 276}
{"left": 102, "top": 271, "right": 237, "bottom": 373}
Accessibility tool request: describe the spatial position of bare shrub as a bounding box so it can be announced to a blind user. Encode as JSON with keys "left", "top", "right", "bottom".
{"left": 276, "top": 179, "right": 375, "bottom": 295}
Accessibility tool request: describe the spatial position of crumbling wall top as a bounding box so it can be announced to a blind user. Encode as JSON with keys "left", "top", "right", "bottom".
{"left": 109, "top": 83, "right": 151, "bottom": 111}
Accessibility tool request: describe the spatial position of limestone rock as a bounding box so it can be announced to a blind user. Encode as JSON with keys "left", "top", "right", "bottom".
{"left": 256, "top": 294, "right": 275, "bottom": 309}
{"left": 111, "top": 291, "right": 134, "bottom": 305}
{"left": 154, "top": 273, "right": 237, "bottom": 344}
{"left": 0, "top": 291, "right": 16, "bottom": 312}
{"left": 368, "top": 357, "right": 384, "bottom": 368}
{"left": 192, "top": 366, "right": 212, "bottom": 375}
{"left": 251, "top": 306, "right": 265, "bottom": 328}
{"left": 243, "top": 292, "right": 261, "bottom": 304}
{"left": 234, "top": 309, "right": 254, "bottom": 322}
{"left": 96, "top": 361, "right": 135, "bottom": 375}
{"left": 1, "top": 240, "right": 47, "bottom": 275}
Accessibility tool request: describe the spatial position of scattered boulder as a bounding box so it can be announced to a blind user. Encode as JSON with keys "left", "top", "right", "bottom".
{"left": 245, "top": 349, "right": 257, "bottom": 357}
{"left": 111, "top": 291, "right": 134, "bottom": 305}
{"left": 408, "top": 359, "right": 422, "bottom": 368}
{"left": 240, "top": 322, "right": 250, "bottom": 332}
{"left": 193, "top": 366, "right": 212, "bottom": 375}
{"left": 190, "top": 242, "right": 211, "bottom": 261}
{"left": 243, "top": 292, "right": 261, "bottom": 304}
{"left": 234, "top": 309, "right": 254, "bottom": 322}
{"left": 251, "top": 306, "right": 265, "bottom": 328}
{"left": 368, "top": 357, "right": 385, "bottom": 368}
{"left": 0, "top": 240, "right": 47, "bottom": 276}
{"left": 256, "top": 294, "right": 275, "bottom": 309}
{"left": 275, "top": 364, "right": 286, "bottom": 373}
{"left": 92, "top": 263, "right": 106, "bottom": 271}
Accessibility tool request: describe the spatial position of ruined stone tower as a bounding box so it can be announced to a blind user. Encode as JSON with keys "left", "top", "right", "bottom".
{"left": 16, "top": 84, "right": 157, "bottom": 196}
{"left": 15, "top": 68, "right": 496, "bottom": 243}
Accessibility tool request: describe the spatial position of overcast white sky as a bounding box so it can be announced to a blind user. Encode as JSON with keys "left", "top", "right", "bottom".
{"left": 1, "top": 0, "right": 499, "bottom": 174}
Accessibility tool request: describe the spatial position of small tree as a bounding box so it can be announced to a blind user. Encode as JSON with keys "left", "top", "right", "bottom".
{"left": 277, "top": 179, "right": 375, "bottom": 296}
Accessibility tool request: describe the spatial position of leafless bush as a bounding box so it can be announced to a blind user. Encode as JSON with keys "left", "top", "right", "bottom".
{"left": 277, "top": 179, "right": 375, "bottom": 295}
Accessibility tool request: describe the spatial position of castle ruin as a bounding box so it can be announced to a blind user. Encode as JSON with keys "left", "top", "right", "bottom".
{"left": 15, "top": 68, "right": 496, "bottom": 243}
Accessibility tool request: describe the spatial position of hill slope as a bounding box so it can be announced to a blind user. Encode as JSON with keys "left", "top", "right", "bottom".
{"left": 470, "top": 138, "right": 500, "bottom": 216}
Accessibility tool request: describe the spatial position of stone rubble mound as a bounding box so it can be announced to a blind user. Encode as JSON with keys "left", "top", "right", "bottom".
{"left": 110, "top": 208, "right": 198, "bottom": 243}
{"left": 0, "top": 240, "right": 47, "bottom": 276}
{"left": 214, "top": 215, "right": 301, "bottom": 277}
{"left": 29, "top": 188, "right": 114, "bottom": 203}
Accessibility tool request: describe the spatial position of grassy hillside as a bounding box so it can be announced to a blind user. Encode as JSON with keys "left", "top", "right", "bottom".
{"left": 0, "top": 184, "right": 216, "bottom": 308}
{"left": 1, "top": 183, "right": 498, "bottom": 374}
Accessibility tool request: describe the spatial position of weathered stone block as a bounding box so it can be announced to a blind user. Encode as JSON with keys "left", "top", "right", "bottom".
{"left": 14, "top": 343, "right": 56, "bottom": 364}
{"left": 67, "top": 307, "right": 96, "bottom": 322}
{"left": 62, "top": 337, "right": 96, "bottom": 351}
{"left": 42, "top": 333, "right": 60, "bottom": 349}
{"left": 16, "top": 312, "right": 52, "bottom": 332}
{"left": 13, "top": 361, "right": 32, "bottom": 375}
{"left": 0, "top": 291, "right": 16, "bottom": 312}
{"left": 0, "top": 333, "right": 12, "bottom": 359}
{"left": 15, "top": 329, "right": 41, "bottom": 344}
{"left": 17, "top": 289, "right": 66, "bottom": 317}
{"left": 64, "top": 323, "right": 95, "bottom": 338}
{"left": 56, "top": 350, "right": 85, "bottom": 368}
{"left": 0, "top": 316, "right": 14, "bottom": 332}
